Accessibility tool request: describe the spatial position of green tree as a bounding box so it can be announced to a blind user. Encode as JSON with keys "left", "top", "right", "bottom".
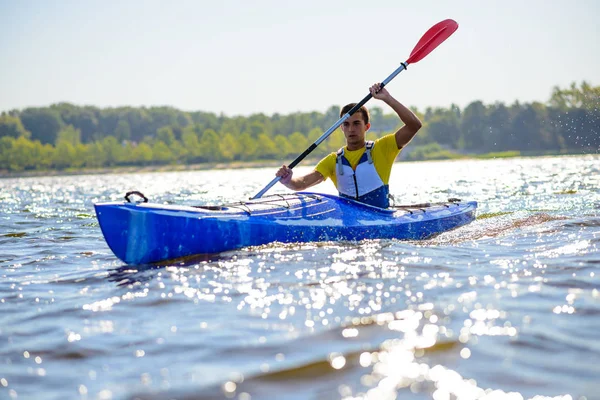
{"left": 181, "top": 130, "right": 202, "bottom": 162}
{"left": 51, "top": 104, "right": 99, "bottom": 143}
{"left": 420, "top": 107, "right": 460, "bottom": 148}
{"left": 53, "top": 140, "right": 77, "bottom": 169}
{"left": 0, "top": 115, "right": 30, "bottom": 138}
{"left": 460, "top": 101, "right": 487, "bottom": 151}
{"left": 219, "top": 133, "right": 242, "bottom": 161}
{"left": 131, "top": 142, "right": 153, "bottom": 164}
{"left": 85, "top": 141, "right": 106, "bottom": 168}
{"left": 56, "top": 125, "right": 81, "bottom": 146}
{"left": 511, "top": 103, "right": 557, "bottom": 151}
{"left": 72, "top": 143, "right": 87, "bottom": 168}
{"left": 273, "top": 134, "right": 293, "bottom": 158}
{"left": 20, "top": 108, "right": 63, "bottom": 145}
{"left": 169, "top": 139, "right": 187, "bottom": 162}
{"left": 103, "top": 136, "right": 124, "bottom": 166}
{"left": 27, "top": 140, "right": 54, "bottom": 170}
{"left": 152, "top": 140, "right": 174, "bottom": 164}
{"left": 199, "top": 129, "right": 221, "bottom": 162}
{"left": 11, "top": 136, "right": 40, "bottom": 171}
{"left": 243, "top": 121, "right": 267, "bottom": 138}
{"left": 549, "top": 81, "right": 600, "bottom": 111}
{"left": 288, "top": 132, "right": 308, "bottom": 153}
{"left": 114, "top": 120, "right": 132, "bottom": 142}
{"left": 148, "top": 107, "right": 181, "bottom": 133}
{"left": 220, "top": 118, "right": 242, "bottom": 137}
{"left": 257, "top": 133, "right": 278, "bottom": 159}
{"left": 156, "top": 126, "right": 176, "bottom": 146}
{"left": 189, "top": 111, "right": 220, "bottom": 130}
{"left": 238, "top": 132, "right": 257, "bottom": 161}
{"left": 0, "top": 137, "right": 17, "bottom": 170}
{"left": 124, "top": 108, "right": 153, "bottom": 142}
{"left": 486, "top": 103, "right": 515, "bottom": 151}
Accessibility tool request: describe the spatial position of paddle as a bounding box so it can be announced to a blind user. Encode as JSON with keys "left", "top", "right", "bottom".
{"left": 251, "top": 19, "right": 459, "bottom": 200}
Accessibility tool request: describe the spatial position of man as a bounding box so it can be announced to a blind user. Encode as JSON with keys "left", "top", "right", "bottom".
{"left": 275, "top": 83, "right": 422, "bottom": 208}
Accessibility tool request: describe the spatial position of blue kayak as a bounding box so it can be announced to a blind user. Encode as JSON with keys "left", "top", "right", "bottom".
{"left": 94, "top": 192, "right": 477, "bottom": 265}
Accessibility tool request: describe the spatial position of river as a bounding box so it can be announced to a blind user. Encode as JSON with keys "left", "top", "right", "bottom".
{"left": 1, "top": 155, "right": 599, "bottom": 400}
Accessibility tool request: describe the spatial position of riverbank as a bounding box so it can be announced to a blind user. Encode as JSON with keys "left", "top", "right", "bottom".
{"left": 1, "top": 150, "right": 596, "bottom": 179}
{"left": 0, "top": 159, "right": 320, "bottom": 179}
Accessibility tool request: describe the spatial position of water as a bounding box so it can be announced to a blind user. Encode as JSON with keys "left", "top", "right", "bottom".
{"left": 1, "top": 155, "right": 599, "bottom": 400}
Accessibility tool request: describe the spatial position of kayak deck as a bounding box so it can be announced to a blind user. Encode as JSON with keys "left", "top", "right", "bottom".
{"left": 94, "top": 192, "right": 477, "bottom": 265}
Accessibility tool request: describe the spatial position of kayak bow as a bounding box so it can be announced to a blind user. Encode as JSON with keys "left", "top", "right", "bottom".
{"left": 94, "top": 192, "right": 477, "bottom": 265}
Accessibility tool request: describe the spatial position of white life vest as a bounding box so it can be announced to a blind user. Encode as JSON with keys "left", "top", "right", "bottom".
{"left": 336, "top": 141, "right": 390, "bottom": 208}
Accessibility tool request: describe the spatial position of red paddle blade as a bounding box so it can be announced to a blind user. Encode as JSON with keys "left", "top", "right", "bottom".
{"left": 406, "top": 19, "right": 458, "bottom": 64}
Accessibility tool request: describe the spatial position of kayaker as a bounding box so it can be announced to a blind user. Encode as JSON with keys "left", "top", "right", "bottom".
{"left": 275, "top": 83, "right": 422, "bottom": 208}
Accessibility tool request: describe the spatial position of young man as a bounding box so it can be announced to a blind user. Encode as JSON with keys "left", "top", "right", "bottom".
{"left": 275, "top": 83, "right": 422, "bottom": 208}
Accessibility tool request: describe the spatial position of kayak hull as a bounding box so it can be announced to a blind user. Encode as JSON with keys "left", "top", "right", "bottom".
{"left": 94, "top": 192, "right": 477, "bottom": 265}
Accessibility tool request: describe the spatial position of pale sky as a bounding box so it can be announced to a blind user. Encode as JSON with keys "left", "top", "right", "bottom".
{"left": 0, "top": 0, "right": 598, "bottom": 116}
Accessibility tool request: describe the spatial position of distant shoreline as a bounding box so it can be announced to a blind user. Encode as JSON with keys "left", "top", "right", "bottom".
{"left": 1, "top": 152, "right": 597, "bottom": 180}
{"left": 0, "top": 159, "right": 297, "bottom": 179}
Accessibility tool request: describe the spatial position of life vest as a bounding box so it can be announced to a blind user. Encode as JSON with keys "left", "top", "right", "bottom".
{"left": 336, "top": 141, "right": 389, "bottom": 208}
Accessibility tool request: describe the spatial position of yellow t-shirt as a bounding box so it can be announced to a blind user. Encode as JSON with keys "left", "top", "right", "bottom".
{"left": 315, "top": 133, "right": 401, "bottom": 188}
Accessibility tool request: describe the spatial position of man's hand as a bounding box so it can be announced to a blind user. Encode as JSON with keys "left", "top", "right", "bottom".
{"left": 369, "top": 83, "right": 422, "bottom": 149}
{"left": 276, "top": 165, "right": 293, "bottom": 185}
{"left": 369, "top": 83, "right": 391, "bottom": 101}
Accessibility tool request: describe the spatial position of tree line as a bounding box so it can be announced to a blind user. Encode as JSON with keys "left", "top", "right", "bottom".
{"left": 0, "top": 82, "right": 598, "bottom": 172}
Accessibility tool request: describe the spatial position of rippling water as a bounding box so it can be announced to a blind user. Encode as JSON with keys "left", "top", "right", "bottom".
{"left": 1, "top": 155, "right": 599, "bottom": 400}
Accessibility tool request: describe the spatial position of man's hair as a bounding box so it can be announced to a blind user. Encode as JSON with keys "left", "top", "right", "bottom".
{"left": 340, "top": 103, "right": 370, "bottom": 124}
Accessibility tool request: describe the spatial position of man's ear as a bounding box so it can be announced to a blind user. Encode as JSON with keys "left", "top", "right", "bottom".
{"left": 366, "top": 123, "right": 371, "bottom": 131}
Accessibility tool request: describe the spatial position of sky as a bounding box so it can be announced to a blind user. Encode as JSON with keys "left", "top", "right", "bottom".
{"left": 0, "top": 0, "right": 598, "bottom": 116}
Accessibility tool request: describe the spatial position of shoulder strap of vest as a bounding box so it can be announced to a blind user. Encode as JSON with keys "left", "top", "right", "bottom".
{"left": 365, "top": 140, "right": 374, "bottom": 164}
{"left": 336, "top": 147, "right": 345, "bottom": 175}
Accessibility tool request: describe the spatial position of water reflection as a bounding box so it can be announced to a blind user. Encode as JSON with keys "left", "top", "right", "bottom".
{"left": 107, "top": 253, "right": 228, "bottom": 287}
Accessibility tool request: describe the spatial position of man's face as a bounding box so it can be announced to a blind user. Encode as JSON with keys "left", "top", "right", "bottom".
{"left": 341, "top": 114, "right": 370, "bottom": 149}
